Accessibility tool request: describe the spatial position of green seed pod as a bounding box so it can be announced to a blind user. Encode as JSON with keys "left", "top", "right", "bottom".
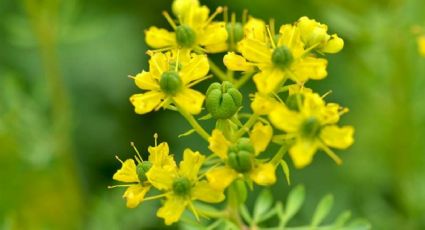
{"left": 236, "top": 137, "right": 255, "bottom": 153}
{"left": 175, "top": 25, "right": 196, "bottom": 48}
{"left": 226, "top": 22, "right": 244, "bottom": 50}
{"left": 160, "top": 71, "right": 182, "bottom": 95}
{"left": 286, "top": 93, "right": 305, "bottom": 112}
{"left": 136, "top": 161, "right": 152, "bottom": 182}
{"left": 228, "top": 150, "right": 253, "bottom": 173}
{"left": 271, "top": 45, "right": 293, "bottom": 69}
{"left": 172, "top": 177, "right": 192, "bottom": 197}
{"left": 206, "top": 81, "right": 243, "bottom": 119}
{"left": 300, "top": 116, "right": 321, "bottom": 139}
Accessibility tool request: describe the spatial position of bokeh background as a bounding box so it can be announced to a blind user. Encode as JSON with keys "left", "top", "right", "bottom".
{"left": 1, "top": 0, "right": 425, "bottom": 229}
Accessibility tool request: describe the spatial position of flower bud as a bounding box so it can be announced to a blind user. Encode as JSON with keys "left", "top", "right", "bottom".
{"left": 175, "top": 25, "right": 197, "bottom": 48}
{"left": 160, "top": 71, "right": 182, "bottom": 95}
{"left": 271, "top": 45, "right": 293, "bottom": 69}
{"left": 227, "top": 138, "right": 255, "bottom": 173}
{"left": 206, "top": 81, "right": 242, "bottom": 119}
{"left": 136, "top": 161, "right": 152, "bottom": 182}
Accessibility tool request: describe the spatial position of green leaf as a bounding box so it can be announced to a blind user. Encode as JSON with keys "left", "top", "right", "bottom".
{"left": 198, "top": 113, "right": 212, "bottom": 120}
{"left": 311, "top": 194, "right": 334, "bottom": 227}
{"left": 253, "top": 189, "right": 273, "bottom": 222}
{"left": 333, "top": 210, "right": 351, "bottom": 227}
{"left": 345, "top": 219, "right": 372, "bottom": 230}
{"left": 280, "top": 160, "right": 291, "bottom": 185}
{"left": 240, "top": 204, "right": 253, "bottom": 224}
{"left": 284, "top": 185, "right": 305, "bottom": 221}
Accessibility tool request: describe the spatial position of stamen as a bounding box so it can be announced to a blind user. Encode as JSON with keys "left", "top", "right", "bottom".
{"left": 230, "top": 12, "right": 236, "bottom": 43}
{"left": 142, "top": 192, "right": 169, "bottom": 201}
{"left": 223, "top": 6, "right": 228, "bottom": 23}
{"left": 242, "top": 9, "right": 248, "bottom": 24}
{"left": 154, "top": 133, "right": 158, "bottom": 147}
{"left": 130, "top": 142, "right": 144, "bottom": 162}
{"left": 187, "top": 74, "right": 213, "bottom": 88}
{"left": 146, "top": 47, "right": 173, "bottom": 54}
{"left": 321, "top": 90, "right": 333, "bottom": 99}
{"left": 269, "top": 18, "right": 275, "bottom": 37}
{"left": 128, "top": 75, "right": 135, "bottom": 79}
{"left": 189, "top": 202, "right": 200, "bottom": 221}
{"left": 107, "top": 184, "right": 132, "bottom": 189}
{"left": 162, "top": 11, "right": 177, "bottom": 29}
{"left": 115, "top": 155, "right": 124, "bottom": 164}
{"left": 266, "top": 25, "right": 276, "bottom": 48}
{"left": 175, "top": 49, "right": 180, "bottom": 72}
{"left": 205, "top": 7, "right": 223, "bottom": 26}
{"left": 320, "top": 143, "right": 342, "bottom": 165}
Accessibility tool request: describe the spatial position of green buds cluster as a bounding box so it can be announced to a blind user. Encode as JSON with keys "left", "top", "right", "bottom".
{"left": 160, "top": 71, "right": 182, "bottom": 95}
{"left": 176, "top": 25, "right": 197, "bottom": 48}
{"left": 206, "top": 81, "right": 242, "bottom": 119}
{"left": 228, "top": 138, "right": 255, "bottom": 173}
{"left": 172, "top": 177, "right": 192, "bottom": 197}
{"left": 272, "top": 45, "right": 294, "bottom": 69}
{"left": 136, "top": 161, "right": 152, "bottom": 182}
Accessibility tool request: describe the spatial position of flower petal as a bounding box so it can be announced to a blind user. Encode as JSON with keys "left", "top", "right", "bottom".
{"left": 145, "top": 26, "right": 176, "bottom": 49}
{"left": 206, "top": 166, "right": 238, "bottom": 190}
{"left": 113, "top": 159, "right": 139, "bottom": 183}
{"left": 253, "top": 68, "right": 285, "bottom": 94}
{"left": 249, "top": 163, "right": 276, "bottom": 186}
{"left": 157, "top": 195, "right": 188, "bottom": 225}
{"left": 179, "top": 149, "right": 205, "bottom": 181}
{"left": 321, "top": 34, "right": 344, "bottom": 53}
{"left": 191, "top": 181, "right": 225, "bottom": 203}
{"left": 269, "top": 104, "right": 303, "bottom": 133}
{"left": 146, "top": 165, "right": 176, "bottom": 191}
{"left": 199, "top": 22, "right": 228, "bottom": 52}
{"left": 149, "top": 52, "right": 169, "bottom": 78}
{"left": 291, "top": 57, "right": 327, "bottom": 82}
{"left": 251, "top": 93, "right": 279, "bottom": 115}
{"left": 179, "top": 54, "right": 209, "bottom": 85}
{"left": 289, "top": 139, "right": 318, "bottom": 168}
{"left": 123, "top": 185, "right": 150, "bottom": 208}
{"left": 419, "top": 35, "right": 425, "bottom": 56}
{"left": 320, "top": 125, "right": 354, "bottom": 149}
{"left": 134, "top": 71, "right": 160, "bottom": 90}
{"left": 244, "top": 17, "right": 267, "bottom": 42}
{"left": 238, "top": 38, "right": 272, "bottom": 63}
{"left": 129, "top": 91, "right": 165, "bottom": 115}
{"left": 250, "top": 122, "right": 273, "bottom": 155}
{"left": 223, "top": 52, "right": 255, "bottom": 72}
{"left": 208, "top": 129, "right": 230, "bottom": 159}
{"left": 173, "top": 88, "right": 205, "bottom": 114}
{"left": 148, "top": 142, "right": 176, "bottom": 168}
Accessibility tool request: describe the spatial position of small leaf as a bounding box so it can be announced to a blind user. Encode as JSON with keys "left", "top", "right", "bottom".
{"left": 346, "top": 219, "right": 371, "bottom": 230}
{"left": 280, "top": 160, "right": 291, "bottom": 185}
{"left": 240, "top": 204, "right": 253, "bottom": 224}
{"left": 333, "top": 210, "right": 351, "bottom": 227}
{"left": 178, "top": 129, "right": 196, "bottom": 138}
{"left": 311, "top": 194, "right": 334, "bottom": 227}
{"left": 199, "top": 113, "right": 212, "bottom": 120}
{"left": 284, "top": 185, "right": 305, "bottom": 221}
{"left": 253, "top": 189, "right": 273, "bottom": 221}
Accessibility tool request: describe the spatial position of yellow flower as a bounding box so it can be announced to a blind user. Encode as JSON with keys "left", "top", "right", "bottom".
{"left": 244, "top": 17, "right": 267, "bottom": 42}
{"left": 250, "top": 93, "right": 279, "bottom": 115}
{"left": 224, "top": 24, "right": 328, "bottom": 94}
{"left": 269, "top": 92, "right": 354, "bottom": 168}
{"left": 130, "top": 51, "right": 209, "bottom": 115}
{"left": 112, "top": 141, "right": 175, "bottom": 208}
{"left": 206, "top": 127, "right": 276, "bottom": 191}
{"left": 145, "top": 2, "right": 228, "bottom": 53}
{"left": 146, "top": 149, "right": 224, "bottom": 225}
{"left": 296, "top": 16, "right": 344, "bottom": 54}
{"left": 418, "top": 35, "right": 425, "bottom": 57}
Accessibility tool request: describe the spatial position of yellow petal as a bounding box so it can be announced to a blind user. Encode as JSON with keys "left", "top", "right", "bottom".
{"left": 148, "top": 52, "right": 169, "bottom": 78}
{"left": 321, "top": 103, "right": 340, "bottom": 124}
{"left": 148, "top": 142, "right": 176, "bottom": 168}
{"left": 172, "top": 0, "right": 200, "bottom": 18}
{"left": 418, "top": 35, "right": 425, "bottom": 56}
{"left": 269, "top": 104, "right": 303, "bottom": 133}
{"left": 302, "top": 92, "right": 325, "bottom": 116}
{"left": 287, "top": 84, "right": 313, "bottom": 95}
{"left": 250, "top": 122, "right": 273, "bottom": 155}
{"left": 113, "top": 159, "right": 139, "bottom": 183}
{"left": 320, "top": 125, "right": 354, "bottom": 149}
{"left": 238, "top": 38, "right": 272, "bottom": 63}
{"left": 173, "top": 88, "right": 205, "bottom": 114}
{"left": 179, "top": 54, "right": 209, "bottom": 85}
{"left": 244, "top": 17, "right": 267, "bottom": 42}
{"left": 291, "top": 57, "right": 327, "bottom": 82}
{"left": 134, "top": 71, "right": 159, "bottom": 90}
{"left": 179, "top": 149, "right": 205, "bottom": 181}
{"left": 129, "top": 91, "right": 165, "bottom": 114}
{"left": 191, "top": 181, "right": 225, "bottom": 203}
{"left": 223, "top": 52, "right": 255, "bottom": 72}
{"left": 204, "top": 42, "right": 229, "bottom": 53}
{"left": 249, "top": 163, "right": 276, "bottom": 186}
{"left": 253, "top": 68, "right": 285, "bottom": 94}
{"left": 123, "top": 185, "right": 150, "bottom": 208}
{"left": 145, "top": 26, "right": 176, "bottom": 49}
{"left": 278, "top": 24, "right": 304, "bottom": 56}
{"left": 183, "top": 5, "right": 209, "bottom": 28}
{"left": 321, "top": 34, "right": 344, "bottom": 53}
{"left": 250, "top": 93, "right": 279, "bottom": 115}
{"left": 297, "top": 16, "right": 329, "bottom": 48}
{"left": 206, "top": 166, "right": 238, "bottom": 190}
{"left": 146, "top": 165, "right": 176, "bottom": 191}
{"left": 157, "top": 195, "right": 188, "bottom": 225}
{"left": 199, "top": 22, "right": 228, "bottom": 53}
{"left": 208, "top": 129, "right": 230, "bottom": 159}
{"left": 289, "top": 139, "right": 318, "bottom": 168}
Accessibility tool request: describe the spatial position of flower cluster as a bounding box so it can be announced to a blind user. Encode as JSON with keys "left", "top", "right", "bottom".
{"left": 111, "top": 0, "right": 354, "bottom": 226}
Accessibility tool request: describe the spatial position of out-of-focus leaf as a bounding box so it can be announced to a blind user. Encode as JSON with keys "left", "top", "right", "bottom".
{"left": 280, "top": 160, "right": 291, "bottom": 185}
{"left": 311, "top": 194, "right": 334, "bottom": 227}
{"left": 284, "top": 185, "right": 305, "bottom": 221}
{"left": 253, "top": 189, "right": 273, "bottom": 222}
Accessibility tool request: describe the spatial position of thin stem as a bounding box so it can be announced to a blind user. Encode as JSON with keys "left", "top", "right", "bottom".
{"left": 234, "top": 114, "right": 259, "bottom": 140}
{"left": 234, "top": 72, "right": 254, "bottom": 89}
{"left": 177, "top": 105, "right": 210, "bottom": 141}
{"left": 209, "top": 59, "right": 229, "bottom": 82}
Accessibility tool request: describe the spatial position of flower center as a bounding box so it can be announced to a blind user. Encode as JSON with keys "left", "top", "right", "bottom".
{"left": 136, "top": 161, "right": 152, "bottom": 182}
{"left": 227, "top": 138, "right": 254, "bottom": 173}
{"left": 175, "top": 25, "right": 196, "bottom": 48}
{"left": 286, "top": 93, "right": 304, "bottom": 112}
{"left": 160, "top": 71, "right": 182, "bottom": 95}
{"left": 271, "top": 45, "right": 293, "bottom": 69}
{"left": 300, "top": 116, "right": 321, "bottom": 139}
{"left": 172, "top": 177, "right": 191, "bottom": 197}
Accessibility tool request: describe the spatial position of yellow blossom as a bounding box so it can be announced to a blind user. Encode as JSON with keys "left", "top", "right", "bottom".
{"left": 130, "top": 51, "right": 209, "bottom": 115}
{"left": 146, "top": 149, "right": 224, "bottom": 225}
{"left": 269, "top": 92, "right": 354, "bottom": 168}
{"left": 206, "top": 128, "right": 276, "bottom": 190}
{"left": 225, "top": 24, "right": 328, "bottom": 94}
{"left": 145, "top": 2, "right": 228, "bottom": 53}
{"left": 418, "top": 35, "right": 425, "bottom": 57}
{"left": 250, "top": 93, "right": 279, "bottom": 115}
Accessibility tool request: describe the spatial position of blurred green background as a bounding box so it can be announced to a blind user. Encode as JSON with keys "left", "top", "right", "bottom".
{"left": 1, "top": 0, "right": 425, "bottom": 229}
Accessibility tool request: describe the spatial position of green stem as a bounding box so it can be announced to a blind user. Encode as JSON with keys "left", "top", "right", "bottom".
{"left": 234, "top": 114, "right": 259, "bottom": 140}
{"left": 234, "top": 72, "right": 254, "bottom": 89}
{"left": 209, "top": 59, "right": 229, "bottom": 82}
{"left": 177, "top": 105, "right": 210, "bottom": 141}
